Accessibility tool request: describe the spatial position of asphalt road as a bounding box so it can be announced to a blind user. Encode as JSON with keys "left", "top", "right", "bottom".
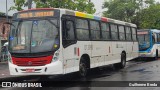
{"left": 1, "top": 59, "right": 160, "bottom": 90}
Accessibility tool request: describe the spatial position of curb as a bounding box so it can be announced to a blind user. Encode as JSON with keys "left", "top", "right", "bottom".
{"left": 0, "top": 62, "right": 8, "bottom": 64}
{"left": 0, "top": 75, "right": 39, "bottom": 82}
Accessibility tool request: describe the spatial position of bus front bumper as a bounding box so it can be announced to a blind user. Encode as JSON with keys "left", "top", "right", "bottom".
{"left": 9, "top": 61, "right": 63, "bottom": 75}
{"left": 139, "top": 52, "right": 155, "bottom": 58}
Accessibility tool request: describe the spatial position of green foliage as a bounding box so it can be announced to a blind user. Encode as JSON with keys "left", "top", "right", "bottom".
{"left": 136, "top": 4, "right": 160, "bottom": 29}
{"left": 102, "top": 0, "right": 156, "bottom": 29}
{"left": 10, "top": 0, "right": 25, "bottom": 11}
{"left": 10, "top": 0, "right": 96, "bottom": 14}
{"left": 0, "top": 12, "right": 5, "bottom": 16}
{"left": 103, "top": 0, "right": 140, "bottom": 22}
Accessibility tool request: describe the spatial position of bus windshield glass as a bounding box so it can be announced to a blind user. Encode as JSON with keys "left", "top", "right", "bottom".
{"left": 9, "top": 18, "right": 59, "bottom": 53}
{"left": 137, "top": 31, "right": 150, "bottom": 51}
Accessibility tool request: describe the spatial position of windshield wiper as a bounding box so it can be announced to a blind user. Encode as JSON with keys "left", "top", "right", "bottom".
{"left": 15, "top": 20, "right": 23, "bottom": 37}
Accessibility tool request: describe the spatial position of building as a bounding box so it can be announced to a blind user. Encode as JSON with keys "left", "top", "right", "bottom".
{"left": 0, "top": 12, "right": 12, "bottom": 46}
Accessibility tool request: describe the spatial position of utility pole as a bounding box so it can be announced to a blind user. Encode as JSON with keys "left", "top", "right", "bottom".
{"left": 59, "top": 0, "right": 61, "bottom": 8}
{"left": 28, "top": 0, "right": 32, "bottom": 9}
{"left": 6, "top": 0, "right": 8, "bottom": 22}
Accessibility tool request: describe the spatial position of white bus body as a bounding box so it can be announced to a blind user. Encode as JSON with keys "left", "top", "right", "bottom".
{"left": 8, "top": 8, "right": 138, "bottom": 75}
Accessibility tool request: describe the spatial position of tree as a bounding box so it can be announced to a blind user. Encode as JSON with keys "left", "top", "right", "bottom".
{"left": 102, "top": 0, "right": 155, "bottom": 22}
{"left": 136, "top": 4, "right": 160, "bottom": 29}
{"left": 0, "top": 12, "right": 5, "bottom": 16}
{"left": 10, "top": 0, "right": 96, "bottom": 14}
{"left": 10, "top": 0, "right": 25, "bottom": 11}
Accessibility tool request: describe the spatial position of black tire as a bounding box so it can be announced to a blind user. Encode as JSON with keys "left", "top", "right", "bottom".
{"left": 155, "top": 49, "right": 158, "bottom": 60}
{"left": 115, "top": 53, "right": 126, "bottom": 69}
{"left": 79, "top": 57, "right": 88, "bottom": 77}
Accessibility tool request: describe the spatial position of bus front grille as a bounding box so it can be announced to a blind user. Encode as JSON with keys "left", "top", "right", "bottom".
{"left": 15, "top": 60, "right": 48, "bottom": 66}
{"left": 11, "top": 55, "right": 53, "bottom": 66}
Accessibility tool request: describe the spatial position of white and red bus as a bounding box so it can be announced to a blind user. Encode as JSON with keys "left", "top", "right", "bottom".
{"left": 7, "top": 8, "right": 138, "bottom": 76}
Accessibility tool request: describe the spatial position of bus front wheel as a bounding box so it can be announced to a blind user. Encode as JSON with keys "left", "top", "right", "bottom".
{"left": 79, "top": 57, "right": 88, "bottom": 77}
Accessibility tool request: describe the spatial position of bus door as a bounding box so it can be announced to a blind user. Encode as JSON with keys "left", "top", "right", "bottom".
{"left": 157, "top": 33, "right": 160, "bottom": 56}
{"left": 152, "top": 32, "right": 159, "bottom": 57}
{"left": 151, "top": 32, "right": 157, "bottom": 56}
{"left": 62, "top": 15, "right": 78, "bottom": 73}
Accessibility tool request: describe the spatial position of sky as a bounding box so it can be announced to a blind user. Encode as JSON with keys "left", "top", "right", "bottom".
{"left": 0, "top": 0, "right": 159, "bottom": 16}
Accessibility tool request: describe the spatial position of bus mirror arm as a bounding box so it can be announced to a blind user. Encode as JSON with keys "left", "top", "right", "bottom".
{"left": 3, "top": 22, "right": 16, "bottom": 28}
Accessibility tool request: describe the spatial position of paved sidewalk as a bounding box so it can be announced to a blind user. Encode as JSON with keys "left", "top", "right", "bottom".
{"left": 0, "top": 62, "right": 11, "bottom": 79}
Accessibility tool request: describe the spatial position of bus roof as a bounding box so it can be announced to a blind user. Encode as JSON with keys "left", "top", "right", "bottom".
{"left": 138, "top": 29, "right": 160, "bottom": 33}
{"left": 18, "top": 8, "right": 137, "bottom": 27}
{"left": 61, "top": 9, "right": 137, "bottom": 27}
{"left": 151, "top": 29, "right": 160, "bottom": 33}
{"left": 138, "top": 29, "right": 150, "bottom": 31}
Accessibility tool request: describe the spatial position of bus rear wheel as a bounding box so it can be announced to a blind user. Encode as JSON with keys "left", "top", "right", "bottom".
{"left": 120, "top": 53, "right": 126, "bottom": 68}
{"left": 115, "top": 53, "right": 126, "bottom": 69}
{"left": 79, "top": 58, "right": 88, "bottom": 77}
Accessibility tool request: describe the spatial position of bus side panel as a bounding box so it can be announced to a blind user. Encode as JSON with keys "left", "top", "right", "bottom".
{"left": 151, "top": 44, "right": 157, "bottom": 57}
{"left": 126, "top": 42, "right": 133, "bottom": 61}
{"left": 105, "top": 42, "right": 114, "bottom": 65}
{"left": 111, "top": 42, "right": 122, "bottom": 63}
{"left": 132, "top": 42, "right": 139, "bottom": 59}
{"left": 157, "top": 44, "right": 160, "bottom": 57}
{"left": 63, "top": 44, "right": 77, "bottom": 74}
{"left": 91, "top": 41, "right": 109, "bottom": 68}
{"left": 75, "top": 41, "right": 92, "bottom": 71}
{"left": 153, "top": 43, "right": 160, "bottom": 57}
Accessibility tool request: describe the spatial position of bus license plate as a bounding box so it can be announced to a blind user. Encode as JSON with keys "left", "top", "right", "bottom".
{"left": 26, "top": 69, "right": 35, "bottom": 72}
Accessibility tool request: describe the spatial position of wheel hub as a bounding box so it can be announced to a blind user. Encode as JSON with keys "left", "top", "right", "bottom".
{"left": 80, "top": 63, "right": 87, "bottom": 76}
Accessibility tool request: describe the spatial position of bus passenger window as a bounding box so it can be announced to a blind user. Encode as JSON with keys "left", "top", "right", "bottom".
{"left": 76, "top": 19, "right": 89, "bottom": 40}
{"left": 126, "top": 27, "right": 132, "bottom": 41}
{"left": 119, "top": 25, "right": 125, "bottom": 40}
{"left": 90, "top": 20, "right": 100, "bottom": 40}
{"left": 101, "top": 23, "right": 110, "bottom": 40}
{"left": 110, "top": 24, "right": 118, "bottom": 40}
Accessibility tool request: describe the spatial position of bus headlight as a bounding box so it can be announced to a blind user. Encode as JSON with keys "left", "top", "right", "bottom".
{"left": 52, "top": 50, "right": 60, "bottom": 62}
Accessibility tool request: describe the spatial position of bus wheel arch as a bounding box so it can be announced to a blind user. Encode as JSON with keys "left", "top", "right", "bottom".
{"left": 79, "top": 54, "right": 90, "bottom": 77}
{"left": 122, "top": 51, "right": 126, "bottom": 57}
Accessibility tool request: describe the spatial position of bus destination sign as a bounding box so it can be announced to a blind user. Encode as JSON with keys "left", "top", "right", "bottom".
{"left": 17, "top": 11, "right": 54, "bottom": 18}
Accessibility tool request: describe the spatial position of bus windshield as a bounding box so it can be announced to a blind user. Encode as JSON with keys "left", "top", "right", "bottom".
{"left": 9, "top": 18, "right": 59, "bottom": 53}
{"left": 138, "top": 33, "right": 150, "bottom": 51}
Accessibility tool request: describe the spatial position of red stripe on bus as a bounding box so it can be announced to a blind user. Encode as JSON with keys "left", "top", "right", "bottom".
{"left": 77, "top": 48, "right": 80, "bottom": 56}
